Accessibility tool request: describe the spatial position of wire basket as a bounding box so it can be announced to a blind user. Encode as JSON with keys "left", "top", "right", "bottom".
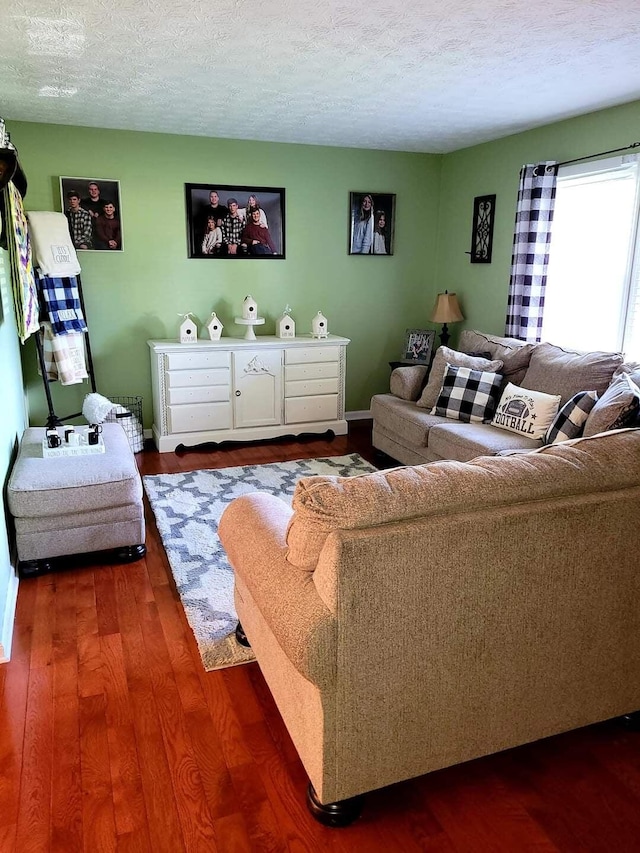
{"left": 104, "top": 395, "right": 144, "bottom": 453}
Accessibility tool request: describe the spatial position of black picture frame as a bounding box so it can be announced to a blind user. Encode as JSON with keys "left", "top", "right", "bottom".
{"left": 185, "top": 184, "right": 285, "bottom": 259}
{"left": 59, "top": 176, "right": 123, "bottom": 251}
{"left": 470, "top": 194, "right": 496, "bottom": 263}
{"left": 401, "top": 328, "right": 436, "bottom": 364}
{"left": 349, "top": 191, "right": 396, "bottom": 255}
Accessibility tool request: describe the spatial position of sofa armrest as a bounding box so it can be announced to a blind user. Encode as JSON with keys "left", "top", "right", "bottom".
{"left": 389, "top": 365, "right": 428, "bottom": 401}
{"left": 219, "top": 493, "right": 336, "bottom": 687}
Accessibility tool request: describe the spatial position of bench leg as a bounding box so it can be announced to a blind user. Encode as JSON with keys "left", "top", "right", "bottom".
{"left": 113, "top": 544, "right": 146, "bottom": 563}
{"left": 235, "top": 621, "right": 251, "bottom": 647}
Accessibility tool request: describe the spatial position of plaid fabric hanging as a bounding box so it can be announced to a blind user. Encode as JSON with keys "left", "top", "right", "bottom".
{"left": 505, "top": 162, "right": 558, "bottom": 342}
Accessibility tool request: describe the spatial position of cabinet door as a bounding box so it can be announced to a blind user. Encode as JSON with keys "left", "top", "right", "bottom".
{"left": 233, "top": 349, "right": 283, "bottom": 428}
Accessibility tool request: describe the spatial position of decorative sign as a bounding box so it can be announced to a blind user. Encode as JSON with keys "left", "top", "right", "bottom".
{"left": 470, "top": 194, "right": 496, "bottom": 263}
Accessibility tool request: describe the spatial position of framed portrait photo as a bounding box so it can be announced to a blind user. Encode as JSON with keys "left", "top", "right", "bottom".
{"left": 401, "top": 328, "right": 436, "bottom": 365}
{"left": 59, "top": 176, "right": 123, "bottom": 251}
{"left": 185, "top": 184, "right": 286, "bottom": 259}
{"left": 349, "top": 191, "right": 396, "bottom": 255}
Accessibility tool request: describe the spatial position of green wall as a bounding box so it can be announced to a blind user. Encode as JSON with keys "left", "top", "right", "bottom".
{"left": 435, "top": 100, "right": 640, "bottom": 340}
{"left": 0, "top": 251, "right": 26, "bottom": 658}
{"left": 11, "top": 122, "right": 442, "bottom": 424}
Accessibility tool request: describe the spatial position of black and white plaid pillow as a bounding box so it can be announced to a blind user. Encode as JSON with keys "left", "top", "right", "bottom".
{"left": 431, "top": 364, "right": 503, "bottom": 423}
{"left": 545, "top": 390, "right": 598, "bottom": 444}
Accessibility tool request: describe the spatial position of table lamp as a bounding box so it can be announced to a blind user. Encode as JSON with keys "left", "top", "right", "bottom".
{"left": 430, "top": 291, "right": 464, "bottom": 347}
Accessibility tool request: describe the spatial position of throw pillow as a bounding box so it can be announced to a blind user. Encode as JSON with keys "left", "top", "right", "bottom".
{"left": 431, "top": 364, "right": 503, "bottom": 423}
{"left": 583, "top": 373, "right": 640, "bottom": 437}
{"left": 491, "top": 382, "right": 561, "bottom": 440}
{"left": 390, "top": 365, "right": 428, "bottom": 402}
{"left": 544, "top": 390, "right": 599, "bottom": 444}
{"left": 416, "top": 346, "right": 503, "bottom": 411}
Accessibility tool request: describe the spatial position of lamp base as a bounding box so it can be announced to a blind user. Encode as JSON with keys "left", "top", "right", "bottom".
{"left": 438, "top": 323, "right": 451, "bottom": 348}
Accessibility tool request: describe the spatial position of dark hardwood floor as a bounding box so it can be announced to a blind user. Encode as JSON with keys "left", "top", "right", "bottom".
{"left": 2, "top": 420, "right": 640, "bottom": 852}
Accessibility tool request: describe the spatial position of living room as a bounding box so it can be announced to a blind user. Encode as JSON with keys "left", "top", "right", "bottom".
{"left": 2, "top": 4, "right": 640, "bottom": 849}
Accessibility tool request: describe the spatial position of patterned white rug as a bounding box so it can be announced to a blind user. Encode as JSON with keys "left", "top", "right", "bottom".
{"left": 143, "top": 454, "right": 377, "bottom": 671}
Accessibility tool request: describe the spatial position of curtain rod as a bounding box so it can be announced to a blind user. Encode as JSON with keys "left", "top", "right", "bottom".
{"left": 555, "top": 141, "right": 640, "bottom": 169}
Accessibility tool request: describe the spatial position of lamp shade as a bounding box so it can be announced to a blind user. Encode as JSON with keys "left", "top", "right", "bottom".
{"left": 430, "top": 292, "right": 464, "bottom": 324}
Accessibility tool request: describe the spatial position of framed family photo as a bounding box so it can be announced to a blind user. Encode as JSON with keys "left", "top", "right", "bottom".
{"left": 401, "top": 328, "right": 436, "bottom": 365}
{"left": 185, "top": 184, "right": 286, "bottom": 259}
{"left": 59, "top": 176, "right": 123, "bottom": 251}
{"left": 349, "top": 191, "right": 396, "bottom": 255}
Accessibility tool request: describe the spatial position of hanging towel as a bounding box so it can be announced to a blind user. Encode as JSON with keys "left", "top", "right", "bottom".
{"left": 26, "top": 211, "right": 81, "bottom": 276}
{"left": 38, "top": 322, "right": 88, "bottom": 385}
{"left": 4, "top": 181, "right": 39, "bottom": 342}
{"left": 37, "top": 273, "right": 88, "bottom": 335}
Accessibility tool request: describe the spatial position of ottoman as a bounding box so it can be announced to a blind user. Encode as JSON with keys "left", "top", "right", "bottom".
{"left": 7, "top": 423, "right": 146, "bottom": 577}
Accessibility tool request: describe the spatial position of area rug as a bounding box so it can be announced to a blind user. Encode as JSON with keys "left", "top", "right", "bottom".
{"left": 143, "top": 454, "right": 377, "bottom": 671}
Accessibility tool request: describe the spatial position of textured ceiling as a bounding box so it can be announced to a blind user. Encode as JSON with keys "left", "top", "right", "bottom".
{"left": 2, "top": 0, "right": 640, "bottom": 153}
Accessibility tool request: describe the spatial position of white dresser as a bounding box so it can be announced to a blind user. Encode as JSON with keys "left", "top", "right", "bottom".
{"left": 148, "top": 335, "right": 350, "bottom": 452}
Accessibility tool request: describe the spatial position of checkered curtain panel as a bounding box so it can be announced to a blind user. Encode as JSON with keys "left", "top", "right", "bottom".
{"left": 505, "top": 162, "right": 558, "bottom": 342}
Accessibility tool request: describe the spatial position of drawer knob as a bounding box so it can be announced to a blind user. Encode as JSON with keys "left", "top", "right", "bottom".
{"left": 235, "top": 390, "right": 241, "bottom": 397}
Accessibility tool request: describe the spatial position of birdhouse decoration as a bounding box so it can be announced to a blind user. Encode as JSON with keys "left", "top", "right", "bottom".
{"left": 311, "top": 311, "right": 328, "bottom": 339}
{"left": 242, "top": 295, "right": 258, "bottom": 320}
{"left": 178, "top": 312, "right": 198, "bottom": 344}
{"left": 276, "top": 305, "right": 296, "bottom": 339}
{"left": 206, "top": 312, "right": 224, "bottom": 341}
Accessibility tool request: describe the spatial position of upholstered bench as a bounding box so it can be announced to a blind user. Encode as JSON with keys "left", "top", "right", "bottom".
{"left": 7, "top": 423, "right": 146, "bottom": 577}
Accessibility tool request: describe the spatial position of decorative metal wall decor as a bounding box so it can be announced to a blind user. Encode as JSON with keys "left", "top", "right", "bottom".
{"left": 470, "top": 194, "right": 496, "bottom": 263}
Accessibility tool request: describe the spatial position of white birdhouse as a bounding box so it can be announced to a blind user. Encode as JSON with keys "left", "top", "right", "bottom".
{"left": 276, "top": 305, "right": 296, "bottom": 338}
{"left": 311, "top": 311, "right": 328, "bottom": 338}
{"left": 206, "top": 312, "right": 224, "bottom": 341}
{"left": 179, "top": 313, "right": 198, "bottom": 343}
{"left": 242, "top": 295, "right": 258, "bottom": 320}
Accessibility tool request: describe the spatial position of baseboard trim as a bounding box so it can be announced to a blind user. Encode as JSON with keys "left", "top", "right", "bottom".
{"left": 346, "top": 410, "right": 371, "bottom": 421}
{"left": 0, "top": 569, "right": 19, "bottom": 663}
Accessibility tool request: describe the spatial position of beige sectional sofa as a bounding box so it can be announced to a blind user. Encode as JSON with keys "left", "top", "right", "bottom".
{"left": 219, "top": 427, "right": 640, "bottom": 825}
{"left": 371, "top": 330, "right": 639, "bottom": 465}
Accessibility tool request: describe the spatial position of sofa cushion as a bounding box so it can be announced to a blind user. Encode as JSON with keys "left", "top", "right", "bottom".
{"left": 390, "top": 365, "right": 428, "bottom": 402}
{"left": 285, "top": 429, "right": 640, "bottom": 571}
{"left": 520, "top": 342, "right": 624, "bottom": 405}
{"left": 583, "top": 373, "right": 640, "bottom": 437}
{"left": 427, "top": 421, "right": 541, "bottom": 462}
{"left": 417, "top": 347, "right": 503, "bottom": 411}
{"left": 458, "top": 330, "right": 536, "bottom": 385}
{"left": 370, "top": 394, "right": 444, "bottom": 448}
{"left": 545, "top": 390, "right": 599, "bottom": 444}
{"left": 491, "top": 382, "right": 561, "bottom": 440}
{"left": 431, "top": 365, "right": 503, "bottom": 423}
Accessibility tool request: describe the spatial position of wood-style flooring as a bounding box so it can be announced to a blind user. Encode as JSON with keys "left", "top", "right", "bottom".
{"left": 2, "top": 421, "right": 640, "bottom": 852}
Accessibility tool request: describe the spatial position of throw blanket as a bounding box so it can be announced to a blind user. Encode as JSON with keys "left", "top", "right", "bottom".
{"left": 26, "top": 210, "right": 81, "bottom": 277}
{"left": 5, "top": 181, "right": 39, "bottom": 342}
{"left": 38, "top": 322, "right": 88, "bottom": 385}
{"left": 37, "top": 273, "right": 88, "bottom": 335}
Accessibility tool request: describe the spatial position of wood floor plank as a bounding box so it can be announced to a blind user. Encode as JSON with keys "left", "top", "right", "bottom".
{"left": 79, "top": 693, "right": 117, "bottom": 853}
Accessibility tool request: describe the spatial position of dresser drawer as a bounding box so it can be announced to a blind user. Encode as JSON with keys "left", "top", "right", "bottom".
{"left": 284, "top": 346, "right": 339, "bottom": 365}
{"left": 167, "top": 385, "right": 229, "bottom": 405}
{"left": 285, "top": 394, "right": 338, "bottom": 424}
{"left": 285, "top": 362, "right": 339, "bottom": 382}
{"left": 168, "top": 402, "right": 231, "bottom": 433}
{"left": 285, "top": 377, "right": 339, "bottom": 398}
{"left": 167, "top": 367, "right": 229, "bottom": 388}
{"left": 166, "top": 351, "right": 230, "bottom": 370}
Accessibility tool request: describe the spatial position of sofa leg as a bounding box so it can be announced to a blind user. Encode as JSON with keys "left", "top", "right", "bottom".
{"left": 621, "top": 711, "right": 640, "bottom": 731}
{"left": 114, "top": 544, "right": 147, "bottom": 563}
{"left": 306, "top": 782, "right": 363, "bottom": 827}
{"left": 235, "top": 621, "right": 251, "bottom": 648}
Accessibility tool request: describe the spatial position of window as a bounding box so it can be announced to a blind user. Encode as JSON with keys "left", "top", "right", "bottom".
{"left": 541, "top": 155, "right": 640, "bottom": 360}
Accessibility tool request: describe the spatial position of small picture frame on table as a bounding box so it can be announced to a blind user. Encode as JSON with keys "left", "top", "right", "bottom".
{"left": 401, "top": 328, "right": 436, "bottom": 365}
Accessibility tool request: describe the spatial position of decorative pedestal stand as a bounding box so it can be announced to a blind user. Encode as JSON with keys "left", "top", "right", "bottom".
{"left": 235, "top": 317, "right": 265, "bottom": 341}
